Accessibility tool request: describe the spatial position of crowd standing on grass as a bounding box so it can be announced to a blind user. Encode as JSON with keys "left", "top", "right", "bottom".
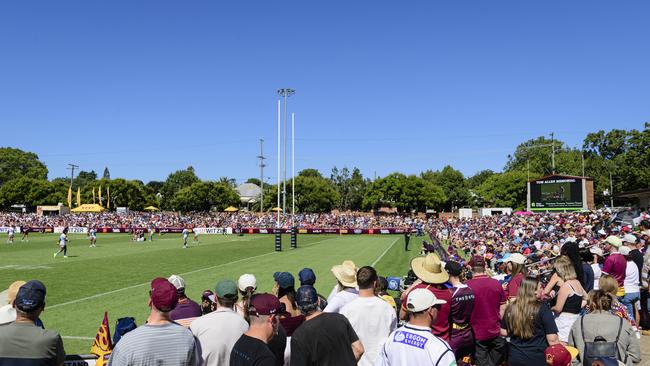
{"left": 1, "top": 208, "right": 649, "bottom": 365}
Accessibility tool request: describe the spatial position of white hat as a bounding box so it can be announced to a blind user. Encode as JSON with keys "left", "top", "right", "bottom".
{"left": 589, "top": 247, "right": 604, "bottom": 257}
{"left": 238, "top": 274, "right": 257, "bottom": 292}
{"left": 623, "top": 234, "right": 637, "bottom": 244}
{"left": 406, "top": 288, "right": 447, "bottom": 312}
{"left": 168, "top": 274, "right": 185, "bottom": 290}
{"left": 504, "top": 253, "right": 526, "bottom": 265}
{"left": 604, "top": 235, "right": 622, "bottom": 248}
{"left": 597, "top": 229, "right": 607, "bottom": 236}
{"left": 619, "top": 246, "right": 631, "bottom": 256}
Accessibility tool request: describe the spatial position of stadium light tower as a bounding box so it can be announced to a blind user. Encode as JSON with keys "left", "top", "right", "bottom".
{"left": 258, "top": 138, "right": 266, "bottom": 213}
{"left": 277, "top": 88, "right": 295, "bottom": 215}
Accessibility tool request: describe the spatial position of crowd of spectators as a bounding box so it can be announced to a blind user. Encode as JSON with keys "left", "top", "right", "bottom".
{"left": 1, "top": 208, "right": 649, "bottom": 365}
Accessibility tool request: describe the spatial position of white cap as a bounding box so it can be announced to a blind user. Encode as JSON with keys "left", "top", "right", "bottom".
{"left": 406, "top": 288, "right": 446, "bottom": 312}
{"left": 619, "top": 246, "right": 631, "bottom": 256}
{"left": 238, "top": 274, "right": 257, "bottom": 292}
{"left": 589, "top": 247, "right": 604, "bottom": 257}
{"left": 597, "top": 229, "right": 607, "bottom": 236}
{"left": 623, "top": 234, "right": 637, "bottom": 244}
{"left": 168, "top": 274, "right": 185, "bottom": 290}
{"left": 504, "top": 253, "right": 526, "bottom": 265}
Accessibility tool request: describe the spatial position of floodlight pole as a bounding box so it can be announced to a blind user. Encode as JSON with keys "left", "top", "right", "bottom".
{"left": 292, "top": 112, "right": 295, "bottom": 227}
{"left": 277, "top": 88, "right": 295, "bottom": 216}
{"left": 258, "top": 138, "right": 266, "bottom": 213}
{"left": 277, "top": 99, "right": 281, "bottom": 227}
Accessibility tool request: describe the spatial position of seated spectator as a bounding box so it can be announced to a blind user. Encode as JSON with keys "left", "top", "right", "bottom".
{"left": 501, "top": 277, "right": 559, "bottom": 366}
{"left": 340, "top": 266, "right": 396, "bottom": 366}
{"left": 569, "top": 290, "right": 641, "bottom": 366}
{"left": 230, "top": 294, "right": 283, "bottom": 366}
{"left": 375, "top": 276, "right": 397, "bottom": 310}
{"left": 0, "top": 280, "right": 25, "bottom": 325}
{"left": 376, "top": 288, "right": 455, "bottom": 366}
{"left": 168, "top": 274, "right": 202, "bottom": 326}
{"left": 191, "top": 280, "right": 248, "bottom": 366}
{"left": 108, "top": 278, "right": 197, "bottom": 365}
{"left": 324, "top": 262, "right": 359, "bottom": 313}
{"left": 201, "top": 290, "right": 215, "bottom": 315}
{"left": 0, "top": 280, "right": 65, "bottom": 365}
{"left": 291, "top": 285, "right": 363, "bottom": 365}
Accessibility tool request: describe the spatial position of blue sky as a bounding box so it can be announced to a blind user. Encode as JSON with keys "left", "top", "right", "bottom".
{"left": 1, "top": 1, "right": 648, "bottom": 183}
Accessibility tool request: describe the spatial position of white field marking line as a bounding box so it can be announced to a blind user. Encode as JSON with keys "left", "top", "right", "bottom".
{"left": 62, "top": 336, "right": 94, "bottom": 340}
{"left": 371, "top": 237, "right": 400, "bottom": 267}
{"left": 47, "top": 236, "right": 339, "bottom": 310}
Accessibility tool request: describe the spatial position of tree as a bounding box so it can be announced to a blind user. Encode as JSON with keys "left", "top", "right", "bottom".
{"left": 102, "top": 167, "right": 111, "bottom": 180}
{"left": 475, "top": 171, "right": 528, "bottom": 210}
{"left": 467, "top": 170, "right": 496, "bottom": 189}
{"left": 0, "top": 178, "right": 65, "bottom": 210}
{"left": 363, "top": 173, "right": 446, "bottom": 213}
{"left": 75, "top": 170, "right": 97, "bottom": 189}
{"left": 331, "top": 167, "right": 369, "bottom": 211}
{"left": 218, "top": 177, "right": 237, "bottom": 188}
{"left": 145, "top": 181, "right": 164, "bottom": 194}
{"left": 103, "top": 179, "right": 150, "bottom": 211}
{"left": 261, "top": 174, "right": 340, "bottom": 213}
{"left": 246, "top": 178, "right": 262, "bottom": 187}
{"left": 0, "top": 147, "right": 48, "bottom": 187}
{"left": 160, "top": 166, "right": 200, "bottom": 209}
{"left": 421, "top": 166, "right": 470, "bottom": 210}
{"left": 298, "top": 169, "right": 323, "bottom": 178}
{"left": 171, "top": 182, "right": 240, "bottom": 212}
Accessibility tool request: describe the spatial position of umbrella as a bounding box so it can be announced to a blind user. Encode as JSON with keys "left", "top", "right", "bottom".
{"left": 514, "top": 211, "right": 533, "bottom": 216}
{"left": 224, "top": 206, "right": 239, "bottom": 212}
{"left": 271, "top": 207, "right": 283, "bottom": 212}
{"left": 144, "top": 206, "right": 160, "bottom": 211}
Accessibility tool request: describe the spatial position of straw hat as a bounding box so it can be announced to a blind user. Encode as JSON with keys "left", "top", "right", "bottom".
{"left": 331, "top": 264, "right": 357, "bottom": 288}
{"left": 410, "top": 253, "right": 449, "bottom": 284}
{"left": 341, "top": 260, "right": 357, "bottom": 271}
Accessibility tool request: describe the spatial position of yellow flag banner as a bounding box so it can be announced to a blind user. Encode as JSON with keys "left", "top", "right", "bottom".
{"left": 98, "top": 186, "right": 103, "bottom": 206}
{"left": 90, "top": 312, "right": 112, "bottom": 366}
{"left": 93, "top": 187, "right": 96, "bottom": 204}
{"left": 76, "top": 187, "right": 81, "bottom": 207}
{"left": 107, "top": 186, "right": 111, "bottom": 209}
{"left": 67, "top": 186, "right": 72, "bottom": 208}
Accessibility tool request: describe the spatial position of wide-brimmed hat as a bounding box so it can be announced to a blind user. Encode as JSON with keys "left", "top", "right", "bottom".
{"left": 410, "top": 253, "right": 449, "bottom": 284}
{"left": 331, "top": 264, "right": 357, "bottom": 288}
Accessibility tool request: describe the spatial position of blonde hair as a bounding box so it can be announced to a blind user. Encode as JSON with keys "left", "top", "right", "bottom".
{"left": 505, "top": 277, "right": 540, "bottom": 339}
{"left": 588, "top": 290, "right": 614, "bottom": 311}
{"left": 598, "top": 275, "right": 619, "bottom": 297}
{"left": 554, "top": 256, "right": 577, "bottom": 281}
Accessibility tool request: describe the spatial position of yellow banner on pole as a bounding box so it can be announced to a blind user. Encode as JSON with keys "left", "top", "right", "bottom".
{"left": 76, "top": 187, "right": 81, "bottom": 207}
{"left": 67, "top": 186, "right": 72, "bottom": 208}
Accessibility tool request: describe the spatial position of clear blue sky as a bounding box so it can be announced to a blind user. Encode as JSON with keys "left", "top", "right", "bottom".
{"left": 1, "top": 1, "right": 648, "bottom": 183}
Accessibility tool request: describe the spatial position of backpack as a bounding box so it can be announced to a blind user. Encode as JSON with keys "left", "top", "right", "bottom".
{"left": 113, "top": 317, "right": 137, "bottom": 345}
{"left": 580, "top": 316, "right": 625, "bottom": 366}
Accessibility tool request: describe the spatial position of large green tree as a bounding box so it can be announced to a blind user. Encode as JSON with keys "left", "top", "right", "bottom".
{"left": 421, "top": 166, "right": 470, "bottom": 210}
{"left": 363, "top": 173, "right": 446, "bottom": 213}
{"left": 0, "top": 147, "right": 48, "bottom": 187}
{"left": 475, "top": 170, "right": 528, "bottom": 209}
{"left": 330, "top": 167, "right": 368, "bottom": 211}
{"left": 171, "top": 181, "right": 240, "bottom": 212}
{"left": 0, "top": 178, "right": 65, "bottom": 209}
{"left": 160, "top": 166, "right": 200, "bottom": 209}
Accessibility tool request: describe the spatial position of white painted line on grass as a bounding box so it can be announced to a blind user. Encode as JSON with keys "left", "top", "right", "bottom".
{"left": 371, "top": 237, "right": 400, "bottom": 267}
{"left": 48, "top": 237, "right": 338, "bottom": 309}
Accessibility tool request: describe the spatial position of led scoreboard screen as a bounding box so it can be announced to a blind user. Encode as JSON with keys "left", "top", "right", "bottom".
{"left": 530, "top": 177, "right": 583, "bottom": 209}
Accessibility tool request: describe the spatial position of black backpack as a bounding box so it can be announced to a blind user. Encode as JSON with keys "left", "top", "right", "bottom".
{"left": 113, "top": 317, "right": 137, "bottom": 345}
{"left": 580, "top": 316, "right": 625, "bottom": 366}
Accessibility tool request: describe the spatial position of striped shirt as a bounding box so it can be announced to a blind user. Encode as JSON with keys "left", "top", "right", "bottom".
{"left": 107, "top": 322, "right": 197, "bottom": 366}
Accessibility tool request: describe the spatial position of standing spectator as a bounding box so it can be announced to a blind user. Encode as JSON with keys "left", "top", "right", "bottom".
{"left": 445, "top": 261, "right": 475, "bottom": 364}
{"left": 602, "top": 235, "right": 626, "bottom": 294}
{"left": 340, "top": 266, "right": 396, "bottom": 366}
{"left": 200, "top": 290, "right": 215, "bottom": 315}
{"left": 597, "top": 275, "right": 637, "bottom": 327}
{"left": 108, "top": 278, "right": 197, "bottom": 366}
{"left": 236, "top": 274, "right": 257, "bottom": 318}
{"left": 168, "top": 274, "right": 202, "bottom": 326}
{"left": 569, "top": 290, "right": 641, "bottom": 366}
{"left": 501, "top": 277, "right": 559, "bottom": 366}
{"left": 589, "top": 247, "right": 604, "bottom": 290}
{"left": 298, "top": 268, "right": 328, "bottom": 310}
{"left": 0, "top": 280, "right": 65, "bottom": 365}
{"left": 0, "top": 280, "right": 26, "bottom": 325}
{"left": 324, "top": 264, "right": 358, "bottom": 313}
{"left": 291, "top": 285, "right": 364, "bottom": 365}
{"left": 504, "top": 253, "right": 527, "bottom": 301}
{"left": 376, "top": 276, "right": 397, "bottom": 310}
{"left": 272, "top": 272, "right": 304, "bottom": 336}
{"left": 550, "top": 256, "right": 586, "bottom": 343}
{"left": 466, "top": 255, "right": 507, "bottom": 366}
{"left": 230, "top": 294, "right": 282, "bottom": 366}
{"left": 191, "top": 280, "right": 248, "bottom": 366}
{"left": 399, "top": 253, "right": 453, "bottom": 341}
{"left": 375, "top": 288, "right": 455, "bottom": 366}
{"left": 619, "top": 246, "right": 640, "bottom": 322}
{"left": 326, "top": 260, "right": 357, "bottom": 302}
{"left": 641, "top": 231, "right": 650, "bottom": 331}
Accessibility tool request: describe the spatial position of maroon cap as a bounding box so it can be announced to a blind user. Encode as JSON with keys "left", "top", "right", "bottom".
{"left": 544, "top": 344, "right": 577, "bottom": 366}
{"left": 248, "top": 293, "right": 282, "bottom": 316}
{"left": 150, "top": 277, "right": 178, "bottom": 312}
{"left": 468, "top": 255, "right": 486, "bottom": 268}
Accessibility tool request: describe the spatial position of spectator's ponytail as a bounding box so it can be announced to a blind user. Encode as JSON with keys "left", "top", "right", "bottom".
{"left": 242, "top": 287, "right": 254, "bottom": 323}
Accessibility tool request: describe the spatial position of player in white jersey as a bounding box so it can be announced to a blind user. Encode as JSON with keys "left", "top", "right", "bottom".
{"left": 7, "top": 227, "right": 14, "bottom": 244}
{"left": 54, "top": 229, "right": 69, "bottom": 258}
{"left": 375, "top": 288, "right": 455, "bottom": 366}
{"left": 88, "top": 227, "right": 97, "bottom": 247}
{"left": 182, "top": 228, "right": 189, "bottom": 248}
{"left": 148, "top": 225, "right": 154, "bottom": 242}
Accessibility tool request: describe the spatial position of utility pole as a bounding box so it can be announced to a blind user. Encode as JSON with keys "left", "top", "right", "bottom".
{"left": 258, "top": 138, "right": 266, "bottom": 213}
{"left": 277, "top": 88, "right": 295, "bottom": 215}
{"left": 609, "top": 172, "right": 614, "bottom": 208}
{"left": 67, "top": 164, "right": 79, "bottom": 189}
{"left": 550, "top": 132, "right": 555, "bottom": 174}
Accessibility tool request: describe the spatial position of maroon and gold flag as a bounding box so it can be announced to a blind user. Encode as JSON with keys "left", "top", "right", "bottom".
{"left": 90, "top": 312, "right": 113, "bottom": 365}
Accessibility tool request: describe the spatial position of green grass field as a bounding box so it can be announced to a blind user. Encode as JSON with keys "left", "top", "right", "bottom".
{"left": 0, "top": 232, "right": 422, "bottom": 354}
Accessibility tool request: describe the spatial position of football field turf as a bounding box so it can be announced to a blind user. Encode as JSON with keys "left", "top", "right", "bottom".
{"left": 0, "top": 232, "right": 421, "bottom": 354}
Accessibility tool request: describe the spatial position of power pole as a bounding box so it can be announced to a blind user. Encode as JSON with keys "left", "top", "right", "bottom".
{"left": 258, "top": 138, "right": 266, "bottom": 213}
{"left": 67, "top": 164, "right": 79, "bottom": 189}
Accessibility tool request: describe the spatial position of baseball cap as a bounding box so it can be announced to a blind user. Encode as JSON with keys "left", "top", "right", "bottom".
{"left": 604, "top": 235, "right": 622, "bottom": 248}
{"left": 544, "top": 344, "right": 578, "bottom": 366}
{"left": 15, "top": 280, "right": 46, "bottom": 312}
{"left": 215, "top": 279, "right": 238, "bottom": 299}
{"left": 238, "top": 274, "right": 257, "bottom": 292}
{"left": 505, "top": 253, "right": 526, "bottom": 265}
{"left": 6, "top": 280, "right": 26, "bottom": 304}
{"left": 622, "top": 234, "right": 637, "bottom": 244}
{"left": 248, "top": 293, "right": 282, "bottom": 316}
{"left": 298, "top": 268, "right": 316, "bottom": 286}
{"left": 201, "top": 290, "right": 214, "bottom": 301}
{"left": 273, "top": 272, "right": 295, "bottom": 289}
{"left": 296, "top": 285, "right": 318, "bottom": 307}
{"left": 444, "top": 261, "right": 463, "bottom": 277}
{"left": 468, "top": 255, "right": 486, "bottom": 268}
{"left": 150, "top": 277, "right": 178, "bottom": 312}
{"left": 406, "top": 288, "right": 446, "bottom": 312}
{"left": 167, "top": 274, "right": 185, "bottom": 290}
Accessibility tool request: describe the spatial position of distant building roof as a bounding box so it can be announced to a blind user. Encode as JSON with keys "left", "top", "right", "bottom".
{"left": 236, "top": 183, "right": 262, "bottom": 203}
{"left": 528, "top": 174, "right": 592, "bottom": 183}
